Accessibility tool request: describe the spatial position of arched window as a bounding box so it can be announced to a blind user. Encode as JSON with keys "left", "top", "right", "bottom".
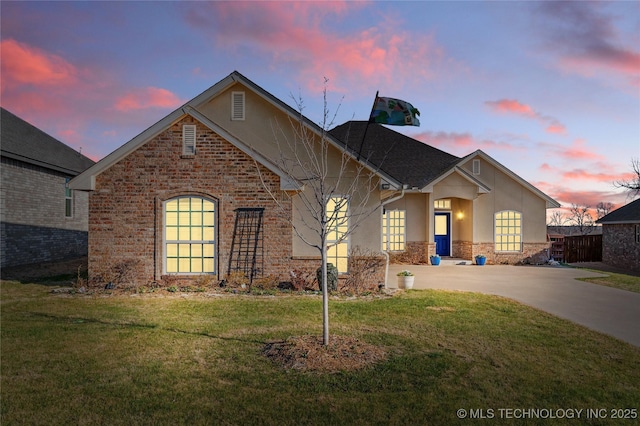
{"left": 495, "top": 210, "right": 522, "bottom": 252}
{"left": 164, "top": 196, "right": 216, "bottom": 274}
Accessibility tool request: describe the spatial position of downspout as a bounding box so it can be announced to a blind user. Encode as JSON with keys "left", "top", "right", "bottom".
{"left": 381, "top": 188, "right": 406, "bottom": 288}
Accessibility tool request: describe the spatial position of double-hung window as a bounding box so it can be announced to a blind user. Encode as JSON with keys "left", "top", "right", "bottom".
{"left": 165, "top": 196, "right": 216, "bottom": 274}
{"left": 326, "top": 196, "right": 349, "bottom": 274}
{"left": 495, "top": 210, "right": 522, "bottom": 252}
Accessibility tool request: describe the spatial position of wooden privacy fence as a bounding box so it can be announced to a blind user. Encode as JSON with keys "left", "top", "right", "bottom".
{"left": 564, "top": 234, "right": 602, "bottom": 263}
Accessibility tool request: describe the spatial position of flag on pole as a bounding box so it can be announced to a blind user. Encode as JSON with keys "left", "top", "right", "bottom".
{"left": 369, "top": 96, "right": 420, "bottom": 126}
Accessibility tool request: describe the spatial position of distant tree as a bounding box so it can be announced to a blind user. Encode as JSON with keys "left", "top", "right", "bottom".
{"left": 548, "top": 210, "right": 568, "bottom": 227}
{"left": 614, "top": 158, "right": 640, "bottom": 198}
{"left": 596, "top": 202, "right": 614, "bottom": 219}
{"left": 567, "top": 204, "right": 595, "bottom": 235}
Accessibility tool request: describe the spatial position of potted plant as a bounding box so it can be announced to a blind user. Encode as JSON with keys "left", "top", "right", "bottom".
{"left": 396, "top": 270, "right": 415, "bottom": 289}
{"left": 475, "top": 254, "right": 486, "bottom": 266}
{"left": 430, "top": 254, "right": 441, "bottom": 266}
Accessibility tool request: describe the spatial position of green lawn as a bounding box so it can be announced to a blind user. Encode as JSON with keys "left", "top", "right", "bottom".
{"left": 2, "top": 280, "right": 639, "bottom": 425}
{"left": 576, "top": 269, "right": 640, "bottom": 294}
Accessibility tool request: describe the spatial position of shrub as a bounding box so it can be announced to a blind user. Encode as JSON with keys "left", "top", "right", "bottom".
{"left": 224, "top": 271, "right": 249, "bottom": 289}
{"left": 288, "top": 268, "right": 317, "bottom": 291}
{"left": 342, "top": 246, "right": 385, "bottom": 295}
{"left": 252, "top": 274, "right": 279, "bottom": 291}
{"left": 90, "top": 259, "right": 141, "bottom": 289}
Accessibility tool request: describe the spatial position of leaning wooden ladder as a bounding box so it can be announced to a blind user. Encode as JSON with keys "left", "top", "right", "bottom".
{"left": 227, "top": 208, "right": 264, "bottom": 284}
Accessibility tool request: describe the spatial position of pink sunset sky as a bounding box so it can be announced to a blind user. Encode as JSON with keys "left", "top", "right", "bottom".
{"left": 1, "top": 1, "right": 638, "bottom": 214}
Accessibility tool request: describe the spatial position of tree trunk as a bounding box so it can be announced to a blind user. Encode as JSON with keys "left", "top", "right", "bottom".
{"left": 321, "top": 242, "right": 329, "bottom": 346}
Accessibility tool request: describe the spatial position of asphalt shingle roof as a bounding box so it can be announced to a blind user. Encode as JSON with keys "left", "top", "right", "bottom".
{"left": 329, "top": 121, "right": 460, "bottom": 188}
{"left": 597, "top": 198, "right": 640, "bottom": 224}
{"left": 1, "top": 108, "right": 95, "bottom": 175}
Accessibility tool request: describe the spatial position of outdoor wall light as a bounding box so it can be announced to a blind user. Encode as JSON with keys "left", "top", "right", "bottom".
{"left": 457, "top": 211, "right": 464, "bottom": 221}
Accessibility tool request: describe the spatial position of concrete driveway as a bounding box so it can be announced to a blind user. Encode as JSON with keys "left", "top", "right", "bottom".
{"left": 388, "top": 262, "right": 640, "bottom": 347}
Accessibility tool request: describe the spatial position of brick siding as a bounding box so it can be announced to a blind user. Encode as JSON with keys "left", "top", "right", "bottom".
{"left": 602, "top": 224, "right": 640, "bottom": 273}
{"left": 88, "top": 116, "right": 296, "bottom": 286}
{"left": 1, "top": 157, "right": 89, "bottom": 267}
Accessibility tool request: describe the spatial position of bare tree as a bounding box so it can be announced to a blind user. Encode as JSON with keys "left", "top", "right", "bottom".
{"left": 596, "top": 202, "right": 614, "bottom": 219}
{"left": 255, "top": 81, "right": 390, "bottom": 346}
{"left": 614, "top": 158, "right": 640, "bottom": 198}
{"left": 548, "top": 210, "right": 568, "bottom": 227}
{"left": 567, "top": 204, "right": 595, "bottom": 235}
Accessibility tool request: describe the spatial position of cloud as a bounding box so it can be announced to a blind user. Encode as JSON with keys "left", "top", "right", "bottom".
{"left": 555, "top": 138, "right": 604, "bottom": 161}
{"left": 545, "top": 121, "right": 566, "bottom": 135}
{"left": 485, "top": 98, "right": 567, "bottom": 135}
{"left": 0, "top": 38, "right": 184, "bottom": 160}
{"left": 534, "top": 2, "right": 640, "bottom": 90}
{"left": 184, "top": 2, "right": 445, "bottom": 93}
{"left": 414, "top": 131, "right": 524, "bottom": 157}
{"left": 485, "top": 99, "right": 535, "bottom": 117}
{"left": 0, "top": 39, "right": 78, "bottom": 88}
{"left": 561, "top": 168, "right": 626, "bottom": 184}
{"left": 115, "top": 87, "right": 184, "bottom": 111}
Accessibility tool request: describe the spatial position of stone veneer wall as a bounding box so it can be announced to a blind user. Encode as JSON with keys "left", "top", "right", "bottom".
{"left": 389, "top": 240, "right": 550, "bottom": 265}
{"left": 602, "top": 224, "right": 640, "bottom": 273}
{"left": 88, "top": 116, "right": 295, "bottom": 286}
{"left": 470, "top": 242, "right": 550, "bottom": 265}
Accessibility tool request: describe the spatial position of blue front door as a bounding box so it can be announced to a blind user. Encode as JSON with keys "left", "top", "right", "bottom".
{"left": 434, "top": 212, "right": 451, "bottom": 256}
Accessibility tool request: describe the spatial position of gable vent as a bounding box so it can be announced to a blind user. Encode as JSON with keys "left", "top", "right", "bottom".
{"left": 183, "top": 124, "right": 196, "bottom": 155}
{"left": 472, "top": 159, "right": 480, "bottom": 175}
{"left": 231, "top": 91, "right": 245, "bottom": 121}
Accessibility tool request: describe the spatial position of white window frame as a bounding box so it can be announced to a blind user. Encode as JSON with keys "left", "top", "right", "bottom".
{"left": 164, "top": 196, "right": 217, "bottom": 275}
{"left": 326, "top": 196, "right": 349, "bottom": 274}
{"left": 231, "top": 91, "right": 245, "bottom": 121}
{"left": 182, "top": 125, "right": 196, "bottom": 155}
{"left": 382, "top": 209, "right": 406, "bottom": 252}
{"left": 495, "top": 210, "right": 522, "bottom": 252}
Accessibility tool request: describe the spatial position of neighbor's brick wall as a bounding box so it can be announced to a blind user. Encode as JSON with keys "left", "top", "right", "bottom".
{"left": 88, "top": 116, "right": 293, "bottom": 286}
{"left": 602, "top": 224, "right": 640, "bottom": 273}
{"left": 1, "top": 157, "right": 89, "bottom": 267}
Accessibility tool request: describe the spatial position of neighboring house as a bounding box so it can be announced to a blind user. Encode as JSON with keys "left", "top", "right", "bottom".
{"left": 596, "top": 199, "right": 640, "bottom": 273}
{"left": 70, "top": 71, "right": 558, "bottom": 287}
{"left": 1, "top": 108, "right": 95, "bottom": 268}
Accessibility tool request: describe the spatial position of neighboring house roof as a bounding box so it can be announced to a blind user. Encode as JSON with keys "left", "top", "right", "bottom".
{"left": 329, "top": 121, "right": 460, "bottom": 189}
{"left": 1, "top": 108, "right": 95, "bottom": 175}
{"left": 597, "top": 198, "right": 640, "bottom": 224}
{"left": 70, "top": 71, "right": 401, "bottom": 191}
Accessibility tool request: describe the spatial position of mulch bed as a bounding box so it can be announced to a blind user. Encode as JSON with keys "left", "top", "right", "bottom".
{"left": 262, "top": 335, "right": 388, "bottom": 373}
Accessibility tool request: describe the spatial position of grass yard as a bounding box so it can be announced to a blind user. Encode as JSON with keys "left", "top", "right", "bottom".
{"left": 2, "top": 280, "right": 639, "bottom": 425}
{"left": 576, "top": 270, "right": 640, "bottom": 294}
